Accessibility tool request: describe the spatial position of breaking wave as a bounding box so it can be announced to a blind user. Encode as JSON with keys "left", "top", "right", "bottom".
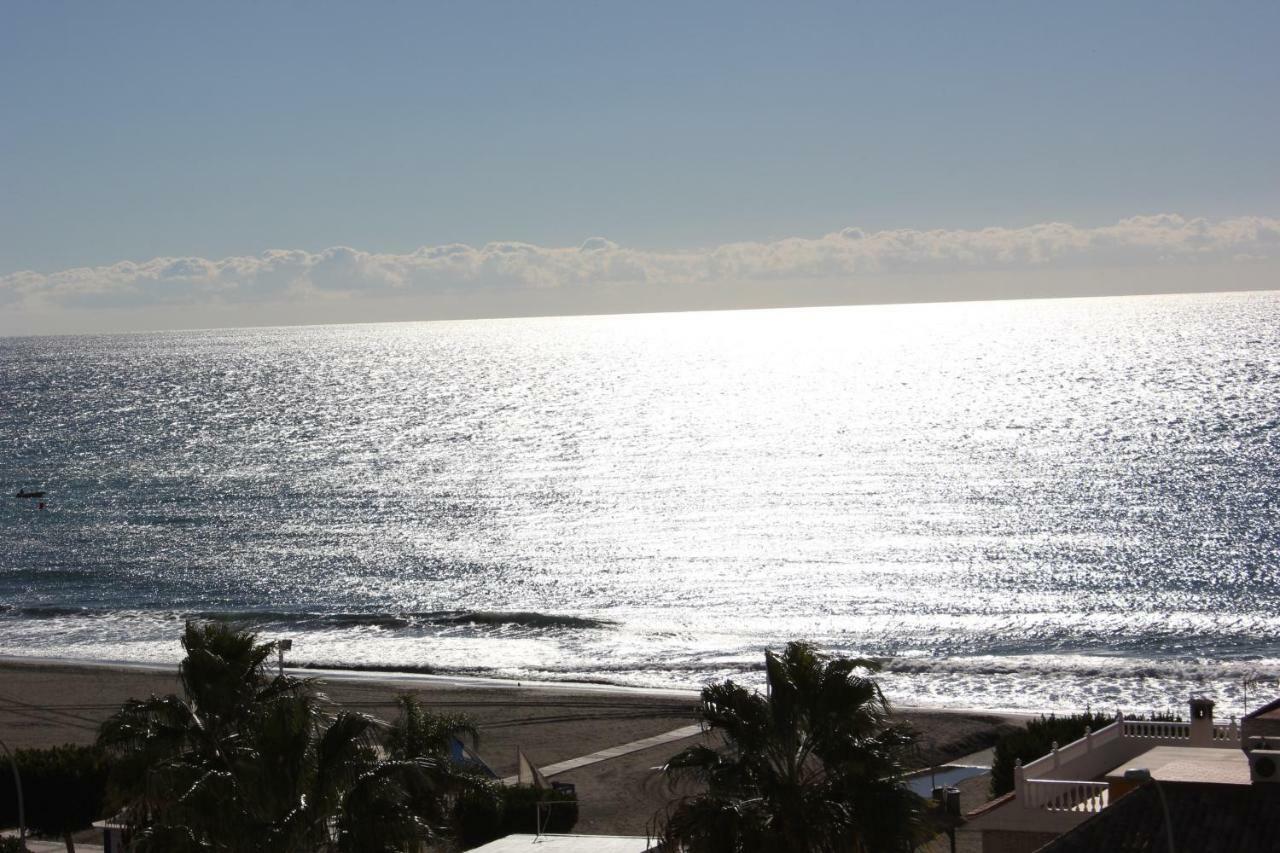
{"left": 0, "top": 606, "right": 614, "bottom": 632}
{"left": 880, "top": 655, "right": 1280, "bottom": 684}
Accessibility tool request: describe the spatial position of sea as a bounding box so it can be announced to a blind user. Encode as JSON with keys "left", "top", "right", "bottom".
{"left": 2, "top": 291, "right": 1278, "bottom": 715}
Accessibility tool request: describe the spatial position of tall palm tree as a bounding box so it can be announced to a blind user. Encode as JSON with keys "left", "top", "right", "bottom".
{"left": 658, "top": 642, "right": 924, "bottom": 853}
{"left": 98, "top": 621, "right": 483, "bottom": 853}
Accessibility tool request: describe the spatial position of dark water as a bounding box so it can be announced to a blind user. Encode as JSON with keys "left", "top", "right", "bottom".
{"left": 2, "top": 292, "right": 1278, "bottom": 712}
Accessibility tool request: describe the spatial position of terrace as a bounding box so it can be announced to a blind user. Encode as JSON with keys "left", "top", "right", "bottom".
{"left": 964, "top": 698, "right": 1249, "bottom": 853}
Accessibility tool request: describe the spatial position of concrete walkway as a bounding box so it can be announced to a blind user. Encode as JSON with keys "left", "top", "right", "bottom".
{"left": 501, "top": 724, "right": 703, "bottom": 785}
{"left": 0, "top": 832, "right": 103, "bottom": 852}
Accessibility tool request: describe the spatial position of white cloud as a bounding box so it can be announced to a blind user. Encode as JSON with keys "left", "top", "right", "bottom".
{"left": 2, "top": 214, "right": 1278, "bottom": 311}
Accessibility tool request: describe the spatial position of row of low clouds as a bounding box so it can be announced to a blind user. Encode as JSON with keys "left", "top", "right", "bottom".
{"left": 3, "top": 214, "right": 1278, "bottom": 311}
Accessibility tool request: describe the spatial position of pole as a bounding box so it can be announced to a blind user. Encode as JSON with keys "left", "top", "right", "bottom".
{"left": 1152, "top": 779, "right": 1175, "bottom": 853}
{"left": 1124, "top": 769, "right": 1174, "bottom": 853}
{"left": 0, "top": 736, "right": 25, "bottom": 844}
{"left": 276, "top": 638, "right": 292, "bottom": 678}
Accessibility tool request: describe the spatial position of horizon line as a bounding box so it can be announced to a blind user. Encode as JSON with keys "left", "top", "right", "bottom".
{"left": 3, "top": 283, "right": 1275, "bottom": 341}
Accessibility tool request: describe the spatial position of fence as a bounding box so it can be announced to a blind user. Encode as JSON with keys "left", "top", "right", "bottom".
{"left": 1014, "top": 710, "right": 1240, "bottom": 809}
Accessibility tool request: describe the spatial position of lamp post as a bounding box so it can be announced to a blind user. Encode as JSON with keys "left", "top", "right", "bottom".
{"left": 0, "top": 736, "right": 25, "bottom": 844}
{"left": 1123, "top": 768, "right": 1174, "bottom": 853}
{"left": 931, "top": 785, "right": 960, "bottom": 853}
{"left": 277, "top": 638, "right": 293, "bottom": 678}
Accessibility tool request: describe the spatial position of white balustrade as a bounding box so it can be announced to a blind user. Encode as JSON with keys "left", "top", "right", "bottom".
{"left": 1017, "top": 713, "right": 1240, "bottom": 807}
{"left": 1012, "top": 706, "right": 1243, "bottom": 816}
{"left": 1122, "top": 719, "right": 1191, "bottom": 739}
{"left": 1213, "top": 718, "right": 1240, "bottom": 742}
{"left": 1022, "top": 779, "right": 1109, "bottom": 813}
{"left": 1021, "top": 719, "right": 1123, "bottom": 785}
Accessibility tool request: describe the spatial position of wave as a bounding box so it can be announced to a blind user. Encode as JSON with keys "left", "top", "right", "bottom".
{"left": 433, "top": 653, "right": 1280, "bottom": 684}
{"left": 430, "top": 610, "right": 612, "bottom": 630}
{"left": 279, "top": 652, "right": 1280, "bottom": 703}
{"left": 0, "top": 605, "right": 614, "bottom": 632}
{"left": 4, "top": 606, "right": 1277, "bottom": 703}
{"left": 0, "top": 605, "right": 97, "bottom": 619}
{"left": 881, "top": 654, "right": 1280, "bottom": 683}
{"left": 297, "top": 661, "right": 437, "bottom": 675}
{"left": 195, "top": 609, "right": 616, "bottom": 631}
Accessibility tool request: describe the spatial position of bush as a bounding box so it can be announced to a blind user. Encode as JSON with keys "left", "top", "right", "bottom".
{"left": 500, "top": 784, "right": 578, "bottom": 835}
{"left": 0, "top": 744, "right": 108, "bottom": 849}
{"left": 0, "top": 837, "right": 28, "bottom": 853}
{"left": 991, "top": 710, "right": 1184, "bottom": 797}
{"left": 990, "top": 712, "right": 1111, "bottom": 797}
{"left": 454, "top": 784, "right": 579, "bottom": 849}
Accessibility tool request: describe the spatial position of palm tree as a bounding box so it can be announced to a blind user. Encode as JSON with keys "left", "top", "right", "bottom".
{"left": 386, "top": 694, "right": 479, "bottom": 763}
{"left": 98, "top": 621, "right": 484, "bottom": 852}
{"left": 658, "top": 642, "right": 924, "bottom": 853}
{"left": 380, "top": 693, "right": 496, "bottom": 839}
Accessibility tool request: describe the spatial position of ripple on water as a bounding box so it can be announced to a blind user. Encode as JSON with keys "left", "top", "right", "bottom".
{"left": 2, "top": 292, "right": 1279, "bottom": 711}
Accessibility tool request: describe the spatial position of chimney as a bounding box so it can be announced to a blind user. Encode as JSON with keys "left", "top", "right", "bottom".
{"left": 1190, "top": 696, "right": 1215, "bottom": 746}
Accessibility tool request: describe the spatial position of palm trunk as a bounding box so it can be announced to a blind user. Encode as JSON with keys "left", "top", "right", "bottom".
{"left": 63, "top": 830, "right": 76, "bottom": 853}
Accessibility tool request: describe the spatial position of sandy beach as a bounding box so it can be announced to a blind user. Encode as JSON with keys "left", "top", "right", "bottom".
{"left": 0, "top": 657, "right": 1018, "bottom": 836}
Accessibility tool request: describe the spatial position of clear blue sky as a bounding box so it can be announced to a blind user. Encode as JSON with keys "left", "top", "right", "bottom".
{"left": 2, "top": 2, "right": 1278, "bottom": 333}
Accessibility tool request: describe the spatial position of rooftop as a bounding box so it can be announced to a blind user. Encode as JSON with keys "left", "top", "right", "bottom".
{"left": 1244, "top": 695, "right": 1280, "bottom": 722}
{"left": 1102, "top": 746, "right": 1251, "bottom": 787}
{"left": 1035, "top": 781, "right": 1280, "bottom": 853}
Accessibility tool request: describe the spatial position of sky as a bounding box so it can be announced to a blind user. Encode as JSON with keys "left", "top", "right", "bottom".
{"left": 2, "top": 1, "right": 1278, "bottom": 334}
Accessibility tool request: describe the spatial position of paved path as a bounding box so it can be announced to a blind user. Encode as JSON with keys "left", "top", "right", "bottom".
{"left": 501, "top": 724, "right": 704, "bottom": 785}
{"left": 0, "top": 832, "right": 103, "bottom": 852}
{"left": 953, "top": 746, "right": 994, "bottom": 768}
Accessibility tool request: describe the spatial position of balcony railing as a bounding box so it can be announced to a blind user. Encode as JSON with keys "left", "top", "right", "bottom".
{"left": 1015, "top": 710, "right": 1241, "bottom": 810}
{"left": 1121, "top": 719, "right": 1189, "bottom": 739}
{"left": 1022, "top": 779, "right": 1109, "bottom": 813}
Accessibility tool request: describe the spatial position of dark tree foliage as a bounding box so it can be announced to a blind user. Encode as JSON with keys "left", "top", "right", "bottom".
{"left": 658, "top": 641, "right": 925, "bottom": 853}
{"left": 500, "top": 785, "right": 578, "bottom": 835}
{"left": 0, "top": 744, "right": 108, "bottom": 852}
{"left": 97, "top": 621, "right": 490, "bottom": 853}
{"left": 454, "top": 784, "right": 579, "bottom": 849}
{"left": 990, "top": 710, "right": 1185, "bottom": 797}
{"left": 0, "top": 836, "right": 29, "bottom": 853}
{"left": 989, "top": 712, "right": 1112, "bottom": 798}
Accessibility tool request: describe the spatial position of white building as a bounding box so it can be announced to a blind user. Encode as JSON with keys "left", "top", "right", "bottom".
{"left": 964, "top": 696, "right": 1248, "bottom": 853}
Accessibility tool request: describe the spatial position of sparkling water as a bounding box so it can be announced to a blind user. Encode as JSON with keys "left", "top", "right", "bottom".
{"left": 2, "top": 291, "right": 1278, "bottom": 713}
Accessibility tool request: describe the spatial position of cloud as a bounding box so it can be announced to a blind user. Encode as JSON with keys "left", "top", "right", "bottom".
{"left": 3, "top": 214, "right": 1278, "bottom": 312}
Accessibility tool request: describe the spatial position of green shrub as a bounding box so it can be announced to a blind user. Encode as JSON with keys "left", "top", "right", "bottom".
{"left": 453, "top": 785, "right": 505, "bottom": 848}
{"left": 990, "top": 712, "right": 1110, "bottom": 797}
{"left": 0, "top": 744, "right": 108, "bottom": 849}
{"left": 0, "top": 836, "right": 29, "bottom": 853}
{"left": 991, "top": 710, "right": 1184, "bottom": 797}
{"left": 500, "top": 784, "right": 578, "bottom": 835}
{"left": 454, "top": 784, "right": 579, "bottom": 849}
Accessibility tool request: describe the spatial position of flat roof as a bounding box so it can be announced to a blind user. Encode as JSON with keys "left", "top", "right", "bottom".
{"left": 1038, "top": 782, "right": 1280, "bottom": 853}
{"left": 469, "top": 834, "right": 656, "bottom": 852}
{"left": 1102, "top": 746, "right": 1251, "bottom": 786}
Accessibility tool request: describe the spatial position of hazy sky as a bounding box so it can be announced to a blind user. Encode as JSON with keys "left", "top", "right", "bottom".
{"left": 3, "top": 1, "right": 1278, "bottom": 334}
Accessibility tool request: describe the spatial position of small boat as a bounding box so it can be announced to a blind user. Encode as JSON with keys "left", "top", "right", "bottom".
{"left": 15, "top": 488, "right": 45, "bottom": 499}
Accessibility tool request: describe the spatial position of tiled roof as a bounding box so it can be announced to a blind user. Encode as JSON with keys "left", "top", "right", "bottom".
{"left": 1034, "top": 782, "right": 1280, "bottom": 853}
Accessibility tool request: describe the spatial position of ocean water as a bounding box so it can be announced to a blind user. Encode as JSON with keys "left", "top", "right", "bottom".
{"left": 2, "top": 291, "right": 1278, "bottom": 714}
